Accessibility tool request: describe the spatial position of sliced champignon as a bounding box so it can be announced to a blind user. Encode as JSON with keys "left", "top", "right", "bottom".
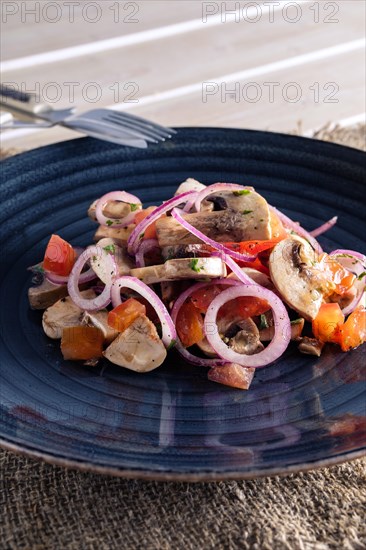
{"left": 155, "top": 189, "right": 272, "bottom": 246}
{"left": 228, "top": 318, "right": 264, "bottom": 355}
{"left": 88, "top": 199, "right": 133, "bottom": 223}
{"left": 81, "top": 310, "right": 119, "bottom": 345}
{"left": 103, "top": 315, "right": 167, "bottom": 372}
{"left": 130, "top": 257, "right": 226, "bottom": 285}
{"left": 161, "top": 244, "right": 211, "bottom": 261}
{"left": 208, "top": 364, "right": 255, "bottom": 390}
{"left": 174, "top": 178, "right": 206, "bottom": 196}
{"left": 298, "top": 336, "right": 324, "bottom": 357}
{"left": 42, "top": 290, "right": 96, "bottom": 339}
{"left": 260, "top": 318, "right": 305, "bottom": 342}
{"left": 94, "top": 225, "right": 134, "bottom": 247}
{"left": 93, "top": 237, "right": 133, "bottom": 275}
{"left": 28, "top": 279, "right": 69, "bottom": 310}
{"left": 228, "top": 267, "right": 274, "bottom": 289}
{"left": 269, "top": 237, "right": 325, "bottom": 321}
{"left": 196, "top": 337, "right": 217, "bottom": 358}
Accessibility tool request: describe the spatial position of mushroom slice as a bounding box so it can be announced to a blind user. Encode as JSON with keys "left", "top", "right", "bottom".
{"left": 88, "top": 199, "right": 133, "bottom": 223}
{"left": 228, "top": 318, "right": 264, "bottom": 355}
{"left": 28, "top": 279, "right": 69, "bottom": 310}
{"left": 269, "top": 237, "right": 325, "bottom": 321}
{"left": 260, "top": 318, "right": 305, "bottom": 342}
{"left": 298, "top": 336, "right": 324, "bottom": 357}
{"left": 130, "top": 257, "right": 226, "bottom": 285}
{"left": 95, "top": 237, "right": 133, "bottom": 275}
{"left": 156, "top": 190, "right": 272, "bottom": 246}
{"left": 103, "top": 315, "right": 167, "bottom": 372}
{"left": 94, "top": 225, "right": 134, "bottom": 247}
{"left": 82, "top": 310, "right": 119, "bottom": 345}
{"left": 42, "top": 290, "right": 96, "bottom": 339}
{"left": 196, "top": 337, "right": 217, "bottom": 358}
{"left": 174, "top": 178, "right": 206, "bottom": 196}
{"left": 228, "top": 267, "right": 274, "bottom": 289}
{"left": 208, "top": 364, "right": 255, "bottom": 390}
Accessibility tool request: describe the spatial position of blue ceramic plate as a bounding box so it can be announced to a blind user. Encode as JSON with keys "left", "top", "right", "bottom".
{"left": 1, "top": 128, "right": 365, "bottom": 480}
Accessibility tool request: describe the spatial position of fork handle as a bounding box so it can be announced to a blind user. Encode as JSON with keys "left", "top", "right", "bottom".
{"left": 0, "top": 84, "right": 52, "bottom": 115}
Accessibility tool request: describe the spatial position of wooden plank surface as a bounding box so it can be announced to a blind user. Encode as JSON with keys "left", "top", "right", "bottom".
{"left": 1, "top": 0, "right": 365, "bottom": 151}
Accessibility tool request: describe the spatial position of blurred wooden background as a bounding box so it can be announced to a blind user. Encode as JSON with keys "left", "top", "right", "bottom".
{"left": 1, "top": 0, "right": 365, "bottom": 151}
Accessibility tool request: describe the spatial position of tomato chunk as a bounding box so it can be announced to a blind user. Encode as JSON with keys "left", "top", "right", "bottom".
{"left": 61, "top": 326, "right": 104, "bottom": 360}
{"left": 218, "top": 296, "right": 270, "bottom": 320}
{"left": 191, "top": 285, "right": 222, "bottom": 313}
{"left": 108, "top": 298, "right": 146, "bottom": 332}
{"left": 323, "top": 257, "right": 356, "bottom": 296}
{"left": 336, "top": 305, "right": 366, "bottom": 352}
{"left": 312, "top": 303, "right": 345, "bottom": 343}
{"left": 176, "top": 301, "right": 204, "bottom": 347}
{"left": 134, "top": 206, "right": 166, "bottom": 240}
{"left": 43, "top": 234, "right": 76, "bottom": 276}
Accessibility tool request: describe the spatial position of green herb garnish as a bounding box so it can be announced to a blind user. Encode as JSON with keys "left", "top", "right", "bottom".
{"left": 291, "top": 318, "right": 303, "bottom": 325}
{"left": 106, "top": 220, "right": 114, "bottom": 227}
{"left": 259, "top": 314, "right": 269, "bottom": 330}
{"left": 189, "top": 258, "right": 202, "bottom": 273}
{"left": 233, "top": 189, "right": 251, "bottom": 196}
{"left": 92, "top": 256, "right": 97, "bottom": 262}
{"left": 103, "top": 244, "right": 116, "bottom": 254}
{"left": 130, "top": 203, "right": 139, "bottom": 212}
{"left": 167, "top": 339, "right": 177, "bottom": 351}
{"left": 357, "top": 271, "right": 366, "bottom": 281}
{"left": 139, "top": 232, "right": 145, "bottom": 239}
{"left": 242, "top": 210, "right": 253, "bottom": 215}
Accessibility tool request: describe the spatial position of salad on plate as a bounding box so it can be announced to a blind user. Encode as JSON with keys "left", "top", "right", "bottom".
{"left": 28, "top": 179, "right": 366, "bottom": 390}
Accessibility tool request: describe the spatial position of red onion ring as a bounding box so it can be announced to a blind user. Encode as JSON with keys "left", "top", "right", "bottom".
{"left": 127, "top": 190, "right": 197, "bottom": 254}
{"left": 171, "top": 208, "right": 257, "bottom": 263}
{"left": 211, "top": 251, "right": 258, "bottom": 285}
{"left": 96, "top": 191, "right": 142, "bottom": 228}
{"left": 68, "top": 246, "right": 113, "bottom": 311}
{"left": 204, "top": 285, "right": 291, "bottom": 368}
{"left": 193, "top": 183, "right": 252, "bottom": 213}
{"left": 270, "top": 206, "right": 323, "bottom": 255}
{"left": 171, "top": 279, "right": 241, "bottom": 366}
{"left": 44, "top": 269, "right": 96, "bottom": 286}
{"left": 111, "top": 276, "right": 176, "bottom": 348}
{"left": 329, "top": 249, "right": 366, "bottom": 315}
{"left": 135, "top": 238, "right": 160, "bottom": 268}
{"left": 310, "top": 216, "right": 338, "bottom": 238}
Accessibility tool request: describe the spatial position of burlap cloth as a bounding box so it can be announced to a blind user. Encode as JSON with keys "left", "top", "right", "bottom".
{"left": 1, "top": 125, "right": 365, "bottom": 550}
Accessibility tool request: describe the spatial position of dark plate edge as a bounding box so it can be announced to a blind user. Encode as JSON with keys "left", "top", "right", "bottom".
{"left": 1, "top": 438, "right": 365, "bottom": 482}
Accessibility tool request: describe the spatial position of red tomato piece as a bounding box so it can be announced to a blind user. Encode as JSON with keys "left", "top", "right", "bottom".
{"left": 312, "top": 303, "right": 345, "bottom": 343}
{"left": 134, "top": 206, "right": 166, "bottom": 240}
{"left": 108, "top": 298, "right": 146, "bottom": 332}
{"left": 190, "top": 285, "right": 222, "bottom": 313}
{"left": 43, "top": 234, "right": 76, "bottom": 276}
{"left": 176, "top": 301, "right": 204, "bottom": 347}
{"left": 218, "top": 296, "right": 270, "bottom": 320}
{"left": 61, "top": 326, "right": 104, "bottom": 360}
{"left": 336, "top": 305, "right": 366, "bottom": 352}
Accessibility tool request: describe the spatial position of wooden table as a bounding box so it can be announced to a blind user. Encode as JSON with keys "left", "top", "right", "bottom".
{"left": 1, "top": 0, "right": 365, "bottom": 151}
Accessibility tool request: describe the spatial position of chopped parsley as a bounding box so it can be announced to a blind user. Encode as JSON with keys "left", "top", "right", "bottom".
{"left": 233, "top": 189, "right": 251, "bottom": 196}
{"left": 92, "top": 255, "right": 97, "bottom": 262}
{"left": 189, "top": 258, "right": 202, "bottom": 273}
{"left": 103, "top": 244, "right": 116, "bottom": 254}
{"left": 259, "top": 314, "right": 269, "bottom": 330}
{"left": 242, "top": 210, "right": 253, "bottom": 215}
{"left": 130, "top": 203, "right": 139, "bottom": 212}
{"left": 139, "top": 232, "right": 145, "bottom": 239}
{"left": 106, "top": 220, "right": 114, "bottom": 227}
{"left": 167, "top": 339, "right": 177, "bottom": 351}
{"left": 357, "top": 271, "right": 366, "bottom": 281}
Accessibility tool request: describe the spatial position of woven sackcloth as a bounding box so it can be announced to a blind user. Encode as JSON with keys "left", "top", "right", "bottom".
{"left": 1, "top": 125, "right": 365, "bottom": 550}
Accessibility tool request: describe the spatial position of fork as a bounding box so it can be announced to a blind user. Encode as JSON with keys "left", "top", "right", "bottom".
{"left": 0, "top": 85, "right": 176, "bottom": 146}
